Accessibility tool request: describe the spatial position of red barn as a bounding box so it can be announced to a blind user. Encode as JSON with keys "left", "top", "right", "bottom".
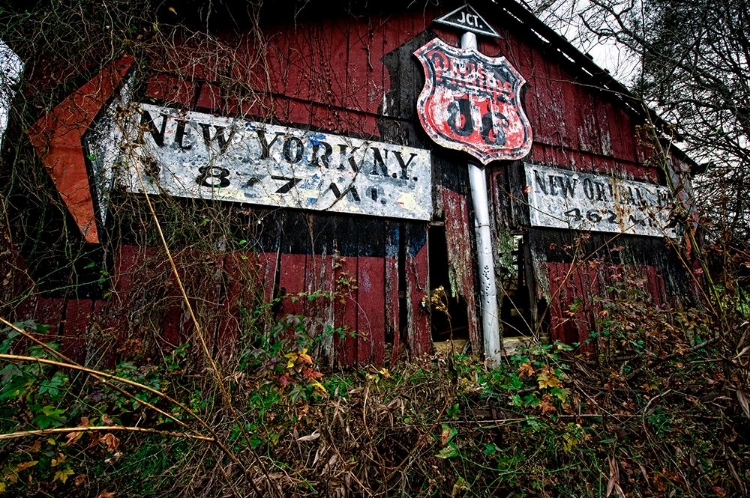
{"left": 1, "top": 0, "right": 696, "bottom": 366}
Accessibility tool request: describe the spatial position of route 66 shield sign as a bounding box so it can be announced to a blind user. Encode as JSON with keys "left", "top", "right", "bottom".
{"left": 414, "top": 38, "right": 532, "bottom": 164}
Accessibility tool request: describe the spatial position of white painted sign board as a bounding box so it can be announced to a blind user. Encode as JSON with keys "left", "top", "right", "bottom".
{"left": 113, "top": 104, "right": 432, "bottom": 221}
{"left": 525, "top": 163, "right": 680, "bottom": 238}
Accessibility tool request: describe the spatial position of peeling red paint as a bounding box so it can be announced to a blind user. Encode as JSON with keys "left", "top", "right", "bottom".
{"left": 441, "top": 187, "right": 480, "bottom": 353}
{"left": 28, "top": 56, "right": 134, "bottom": 243}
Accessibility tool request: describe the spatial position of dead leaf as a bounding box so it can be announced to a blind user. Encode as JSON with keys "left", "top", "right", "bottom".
{"left": 297, "top": 431, "right": 320, "bottom": 442}
{"left": 65, "top": 431, "right": 83, "bottom": 446}
{"left": 101, "top": 413, "right": 113, "bottom": 425}
{"left": 100, "top": 433, "right": 120, "bottom": 453}
{"left": 53, "top": 467, "right": 75, "bottom": 484}
{"left": 16, "top": 461, "right": 38, "bottom": 471}
{"left": 96, "top": 492, "right": 116, "bottom": 498}
{"left": 736, "top": 388, "right": 749, "bottom": 419}
{"left": 538, "top": 398, "right": 556, "bottom": 414}
{"left": 4, "top": 467, "right": 18, "bottom": 484}
{"left": 606, "top": 456, "right": 625, "bottom": 497}
{"left": 51, "top": 453, "right": 66, "bottom": 467}
{"left": 537, "top": 371, "right": 561, "bottom": 389}
{"left": 519, "top": 362, "right": 535, "bottom": 378}
{"left": 73, "top": 473, "right": 86, "bottom": 486}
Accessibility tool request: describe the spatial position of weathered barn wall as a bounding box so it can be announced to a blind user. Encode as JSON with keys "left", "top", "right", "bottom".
{"left": 477, "top": 4, "right": 694, "bottom": 343}
{"left": 1, "top": 0, "right": 695, "bottom": 366}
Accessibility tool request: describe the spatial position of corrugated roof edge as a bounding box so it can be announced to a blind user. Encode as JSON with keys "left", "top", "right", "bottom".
{"left": 480, "top": 0, "right": 697, "bottom": 171}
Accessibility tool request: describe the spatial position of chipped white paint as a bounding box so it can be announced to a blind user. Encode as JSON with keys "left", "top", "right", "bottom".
{"left": 115, "top": 103, "right": 432, "bottom": 220}
{"left": 0, "top": 41, "right": 22, "bottom": 149}
{"left": 525, "top": 163, "right": 680, "bottom": 238}
{"left": 85, "top": 79, "right": 133, "bottom": 227}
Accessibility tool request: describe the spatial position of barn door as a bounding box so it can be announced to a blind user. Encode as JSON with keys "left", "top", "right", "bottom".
{"left": 490, "top": 163, "right": 537, "bottom": 343}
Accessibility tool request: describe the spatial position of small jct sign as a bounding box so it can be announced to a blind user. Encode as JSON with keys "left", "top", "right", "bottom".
{"left": 525, "top": 163, "right": 680, "bottom": 238}
{"left": 116, "top": 104, "right": 432, "bottom": 220}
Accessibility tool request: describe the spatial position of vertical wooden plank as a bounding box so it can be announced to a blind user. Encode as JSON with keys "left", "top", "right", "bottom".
{"left": 345, "top": 18, "right": 382, "bottom": 136}
{"left": 0, "top": 235, "right": 35, "bottom": 321}
{"left": 561, "top": 263, "right": 581, "bottom": 344}
{"left": 332, "top": 216, "right": 359, "bottom": 366}
{"left": 90, "top": 299, "right": 118, "bottom": 369}
{"left": 385, "top": 221, "right": 401, "bottom": 366}
{"left": 584, "top": 261, "right": 603, "bottom": 348}
{"left": 604, "top": 99, "right": 631, "bottom": 177}
{"left": 198, "top": 253, "right": 226, "bottom": 357}
{"left": 218, "top": 250, "right": 278, "bottom": 359}
{"left": 305, "top": 215, "right": 338, "bottom": 366}
{"left": 335, "top": 251, "right": 359, "bottom": 366}
{"left": 325, "top": 19, "right": 351, "bottom": 110}
{"left": 346, "top": 19, "right": 373, "bottom": 114}
{"left": 405, "top": 223, "right": 430, "bottom": 357}
{"left": 393, "top": 11, "right": 419, "bottom": 122}
{"left": 546, "top": 262, "right": 566, "bottom": 343}
{"left": 264, "top": 27, "right": 291, "bottom": 96}
{"left": 215, "top": 252, "right": 241, "bottom": 359}
{"left": 357, "top": 218, "right": 385, "bottom": 365}
{"left": 575, "top": 82, "right": 598, "bottom": 155}
{"left": 286, "top": 23, "right": 313, "bottom": 107}
{"left": 614, "top": 106, "right": 638, "bottom": 164}
{"left": 103, "top": 245, "right": 161, "bottom": 362}
{"left": 278, "top": 213, "right": 309, "bottom": 319}
{"left": 307, "top": 19, "right": 329, "bottom": 105}
{"left": 228, "top": 32, "right": 267, "bottom": 100}
{"left": 257, "top": 252, "right": 279, "bottom": 305}
{"left": 441, "top": 187, "right": 480, "bottom": 354}
{"left": 559, "top": 68, "right": 581, "bottom": 154}
{"left": 528, "top": 46, "right": 556, "bottom": 150}
{"left": 368, "top": 18, "right": 388, "bottom": 120}
{"left": 595, "top": 89, "right": 614, "bottom": 160}
{"left": 160, "top": 250, "right": 191, "bottom": 350}
{"left": 645, "top": 265, "right": 666, "bottom": 307}
{"left": 547, "top": 57, "right": 568, "bottom": 151}
{"left": 278, "top": 253, "right": 307, "bottom": 315}
{"left": 568, "top": 262, "right": 594, "bottom": 345}
{"left": 303, "top": 249, "right": 336, "bottom": 366}
{"left": 61, "top": 299, "right": 93, "bottom": 363}
{"left": 477, "top": 31, "right": 502, "bottom": 57}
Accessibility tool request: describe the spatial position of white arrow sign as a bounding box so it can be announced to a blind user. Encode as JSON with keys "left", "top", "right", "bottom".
{"left": 434, "top": 4, "right": 501, "bottom": 39}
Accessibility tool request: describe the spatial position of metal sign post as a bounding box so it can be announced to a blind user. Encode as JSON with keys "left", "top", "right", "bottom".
{"left": 414, "top": 5, "right": 533, "bottom": 364}
{"left": 461, "top": 31, "right": 501, "bottom": 365}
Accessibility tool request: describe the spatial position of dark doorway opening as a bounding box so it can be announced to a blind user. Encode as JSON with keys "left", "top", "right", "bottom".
{"left": 428, "top": 225, "right": 470, "bottom": 343}
{"left": 500, "top": 232, "right": 532, "bottom": 338}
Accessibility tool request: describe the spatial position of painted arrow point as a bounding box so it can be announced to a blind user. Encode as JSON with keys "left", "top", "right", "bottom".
{"left": 29, "top": 56, "right": 134, "bottom": 244}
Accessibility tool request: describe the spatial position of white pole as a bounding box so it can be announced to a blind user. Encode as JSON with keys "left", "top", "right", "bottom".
{"left": 460, "top": 32, "right": 502, "bottom": 365}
